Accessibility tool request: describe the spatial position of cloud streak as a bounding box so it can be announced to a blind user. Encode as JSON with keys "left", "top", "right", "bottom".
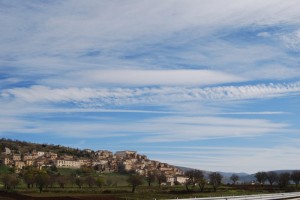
{"left": 1, "top": 0, "right": 300, "bottom": 173}
{"left": 2, "top": 82, "right": 300, "bottom": 105}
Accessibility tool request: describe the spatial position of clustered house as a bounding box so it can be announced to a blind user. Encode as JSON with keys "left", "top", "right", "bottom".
{"left": 1, "top": 147, "right": 187, "bottom": 185}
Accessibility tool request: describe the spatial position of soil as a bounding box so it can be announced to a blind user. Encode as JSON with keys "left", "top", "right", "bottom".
{"left": 0, "top": 191, "right": 122, "bottom": 200}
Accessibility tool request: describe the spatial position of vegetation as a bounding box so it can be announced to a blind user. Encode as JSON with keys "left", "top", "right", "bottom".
{"left": 127, "top": 174, "right": 144, "bottom": 193}
{"left": 1, "top": 138, "right": 300, "bottom": 199}
{"left": 209, "top": 172, "right": 223, "bottom": 192}
{"left": 185, "top": 169, "right": 204, "bottom": 192}
{"left": 0, "top": 166, "right": 300, "bottom": 199}
{"left": 291, "top": 171, "right": 300, "bottom": 188}
{"left": 230, "top": 174, "right": 239, "bottom": 185}
{"left": 266, "top": 171, "right": 278, "bottom": 188}
{"left": 0, "top": 138, "right": 93, "bottom": 159}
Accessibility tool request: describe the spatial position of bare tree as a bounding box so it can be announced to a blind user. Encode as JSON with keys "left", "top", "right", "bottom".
{"left": 56, "top": 175, "right": 68, "bottom": 188}
{"left": 185, "top": 169, "right": 204, "bottom": 191}
{"left": 95, "top": 177, "right": 105, "bottom": 188}
{"left": 198, "top": 177, "right": 207, "bottom": 192}
{"left": 127, "top": 174, "right": 144, "bottom": 193}
{"left": 291, "top": 171, "right": 300, "bottom": 188}
{"left": 155, "top": 172, "right": 166, "bottom": 188}
{"left": 277, "top": 172, "right": 290, "bottom": 189}
{"left": 230, "top": 174, "right": 239, "bottom": 185}
{"left": 23, "top": 171, "right": 35, "bottom": 188}
{"left": 75, "top": 177, "right": 84, "bottom": 189}
{"left": 255, "top": 171, "right": 267, "bottom": 185}
{"left": 146, "top": 172, "right": 156, "bottom": 187}
{"left": 35, "top": 172, "right": 50, "bottom": 193}
{"left": 1, "top": 174, "right": 19, "bottom": 190}
{"left": 85, "top": 176, "right": 96, "bottom": 188}
{"left": 209, "top": 172, "right": 223, "bottom": 192}
{"left": 266, "top": 171, "right": 278, "bottom": 188}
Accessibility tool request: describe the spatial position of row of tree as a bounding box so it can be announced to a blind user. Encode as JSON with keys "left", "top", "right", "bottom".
{"left": 0, "top": 166, "right": 169, "bottom": 193}
{"left": 183, "top": 170, "right": 300, "bottom": 193}
{"left": 185, "top": 170, "right": 222, "bottom": 192}
{"left": 1, "top": 170, "right": 108, "bottom": 192}
{"left": 254, "top": 171, "right": 300, "bottom": 188}
{"left": 2, "top": 166, "right": 300, "bottom": 193}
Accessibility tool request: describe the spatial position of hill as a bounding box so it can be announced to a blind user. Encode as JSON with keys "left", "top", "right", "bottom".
{"left": 0, "top": 138, "right": 184, "bottom": 182}
{"left": 0, "top": 138, "right": 93, "bottom": 159}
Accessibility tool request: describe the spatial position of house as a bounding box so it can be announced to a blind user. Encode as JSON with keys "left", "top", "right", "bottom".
{"left": 166, "top": 176, "right": 175, "bottom": 186}
{"left": 54, "top": 158, "right": 81, "bottom": 169}
{"left": 37, "top": 151, "right": 45, "bottom": 157}
{"left": 79, "top": 159, "right": 91, "bottom": 166}
{"left": 25, "top": 159, "right": 34, "bottom": 166}
{"left": 23, "top": 154, "right": 33, "bottom": 161}
{"left": 122, "top": 160, "right": 134, "bottom": 171}
{"left": 176, "top": 176, "right": 188, "bottom": 184}
{"left": 50, "top": 153, "right": 57, "bottom": 160}
{"left": 32, "top": 152, "right": 39, "bottom": 159}
{"left": 115, "top": 150, "right": 137, "bottom": 159}
{"left": 12, "top": 154, "right": 21, "bottom": 161}
{"left": 4, "top": 147, "right": 11, "bottom": 155}
{"left": 63, "top": 155, "right": 73, "bottom": 160}
{"left": 14, "top": 161, "right": 25, "bottom": 169}
{"left": 3, "top": 157, "right": 11, "bottom": 165}
{"left": 95, "top": 150, "right": 113, "bottom": 159}
{"left": 84, "top": 149, "right": 92, "bottom": 153}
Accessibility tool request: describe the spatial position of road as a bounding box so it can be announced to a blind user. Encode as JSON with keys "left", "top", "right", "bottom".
{"left": 167, "top": 192, "right": 300, "bottom": 200}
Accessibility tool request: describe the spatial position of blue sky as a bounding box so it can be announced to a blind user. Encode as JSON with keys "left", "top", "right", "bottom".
{"left": 1, "top": 0, "right": 300, "bottom": 173}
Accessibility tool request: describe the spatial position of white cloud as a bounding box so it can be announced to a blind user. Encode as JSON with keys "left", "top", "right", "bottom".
{"left": 1, "top": 0, "right": 300, "bottom": 82}
{"left": 280, "top": 29, "right": 300, "bottom": 50}
{"left": 150, "top": 146, "right": 300, "bottom": 173}
{"left": 134, "top": 116, "right": 290, "bottom": 142}
{"left": 2, "top": 82, "right": 300, "bottom": 104}
{"left": 42, "top": 70, "right": 246, "bottom": 87}
{"left": 257, "top": 32, "right": 271, "bottom": 38}
{"left": 0, "top": 112, "right": 291, "bottom": 143}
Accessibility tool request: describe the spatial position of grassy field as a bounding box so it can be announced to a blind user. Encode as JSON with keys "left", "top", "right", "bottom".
{"left": 1, "top": 168, "right": 299, "bottom": 200}
{"left": 2, "top": 184, "right": 296, "bottom": 200}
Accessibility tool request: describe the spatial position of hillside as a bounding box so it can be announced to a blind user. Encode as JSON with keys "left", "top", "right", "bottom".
{"left": 0, "top": 138, "right": 94, "bottom": 159}
{"left": 0, "top": 138, "right": 184, "bottom": 182}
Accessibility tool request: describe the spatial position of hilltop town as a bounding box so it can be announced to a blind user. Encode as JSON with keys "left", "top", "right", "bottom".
{"left": 0, "top": 138, "right": 186, "bottom": 185}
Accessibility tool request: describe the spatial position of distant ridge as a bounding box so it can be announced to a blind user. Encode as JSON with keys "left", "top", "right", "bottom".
{"left": 175, "top": 165, "right": 300, "bottom": 183}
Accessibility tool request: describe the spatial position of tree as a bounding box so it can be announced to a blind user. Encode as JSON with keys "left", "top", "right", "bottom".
{"left": 230, "top": 174, "right": 239, "bottom": 185}
{"left": 266, "top": 171, "right": 278, "bottom": 188}
{"left": 185, "top": 169, "right": 204, "bottom": 191}
{"left": 277, "top": 172, "right": 290, "bottom": 189}
{"left": 255, "top": 171, "right": 267, "bottom": 185}
{"left": 1, "top": 174, "right": 19, "bottom": 190}
{"left": 184, "top": 177, "right": 192, "bottom": 192}
{"left": 291, "top": 171, "right": 300, "bottom": 188}
{"left": 185, "top": 170, "right": 204, "bottom": 187}
{"left": 23, "top": 171, "right": 35, "bottom": 188}
{"left": 209, "top": 172, "right": 222, "bottom": 192}
{"left": 95, "top": 177, "right": 105, "bottom": 188}
{"left": 35, "top": 171, "right": 50, "bottom": 193}
{"left": 75, "top": 177, "right": 84, "bottom": 189}
{"left": 146, "top": 172, "right": 156, "bottom": 187}
{"left": 127, "top": 174, "right": 143, "bottom": 193}
{"left": 56, "top": 175, "right": 68, "bottom": 188}
{"left": 85, "top": 176, "right": 96, "bottom": 188}
{"left": 155, "top": 172, "right": 166, "bottom": 188}
{"left": 198, "top": 177, "right": 207, "bottom": 192}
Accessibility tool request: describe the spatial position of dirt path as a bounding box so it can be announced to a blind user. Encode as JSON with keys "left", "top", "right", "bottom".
{"left": 0, "top": 191, "right": 122, "bottom": 200}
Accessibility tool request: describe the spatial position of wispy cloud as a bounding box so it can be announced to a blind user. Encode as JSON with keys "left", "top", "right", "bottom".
{"left": 2, "top": 82, "right": 300, "bottom": 105}
{"left": 41, "top": 70, "right": 246, "bottom": 87}
{"left": 1, "top": 0, "right": 300, "bottom": 173}
{"left": 151, "top": 146, "right": 300, "bottom": 173}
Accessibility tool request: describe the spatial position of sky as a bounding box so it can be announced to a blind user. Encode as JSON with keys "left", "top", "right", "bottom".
{"left": 1, "top": 0, "right": 300, "bottom": 174}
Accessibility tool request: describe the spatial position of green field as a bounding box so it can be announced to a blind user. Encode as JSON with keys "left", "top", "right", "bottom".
{"left": 1, "top": 167, "right": 299, "bottom": 200}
